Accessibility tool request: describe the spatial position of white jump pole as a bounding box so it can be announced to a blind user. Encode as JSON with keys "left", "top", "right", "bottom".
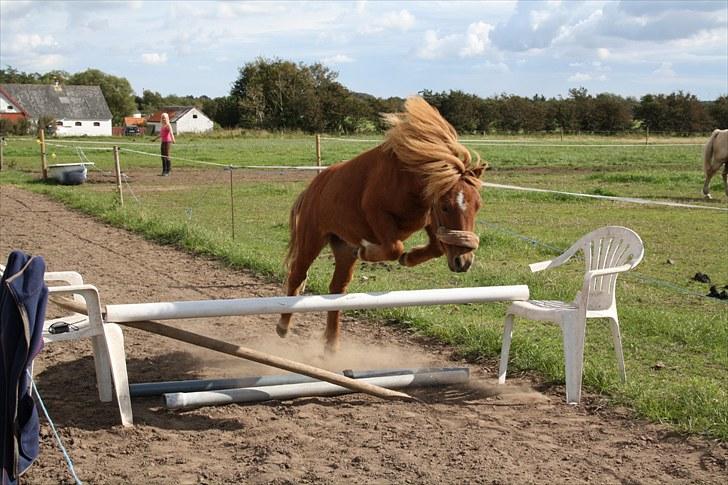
{"left": 105, "top": 285, "right": 529, "bottom": 323}
{"left": 131, "top": 367, "right": 468, "bottom": 397}
{"left": 165, "top": 368, "right": 470, "bottom": 410}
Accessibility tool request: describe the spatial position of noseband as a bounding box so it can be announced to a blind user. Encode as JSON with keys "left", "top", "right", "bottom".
{"left": 436, "top": 226, "right": 480, "bottom": 250}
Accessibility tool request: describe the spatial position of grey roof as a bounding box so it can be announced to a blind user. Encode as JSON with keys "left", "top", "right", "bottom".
{"left": 0, "top": 84, "right": 112, "bottom": 120}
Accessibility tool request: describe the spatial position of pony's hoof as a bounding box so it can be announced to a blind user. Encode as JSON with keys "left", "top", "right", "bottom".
{"left": 398, "top": 253, "right": 408, "bottom": 266}
{"left": 275, "top": 322, "right": 289, "bottom": 338}
{"left": 704, "top": 193, "right": 712, "bottom": 199}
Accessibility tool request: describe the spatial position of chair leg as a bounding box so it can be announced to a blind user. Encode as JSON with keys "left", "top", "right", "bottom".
{"left": 561, "top": 314, "right": 586, "bottom": 404}
{"left": 104, "top": 324, "right": 133, "bottom": 427}
{"left": 498, "top": 314, "right": 515, "bottom": 384}
{"left": 608, "top": 315, "right": 627, "bottom": 383}
{"left": 91, "top": 335, "right": 113, "bottom": 402}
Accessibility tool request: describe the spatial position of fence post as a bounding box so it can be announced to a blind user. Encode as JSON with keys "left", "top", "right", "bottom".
{"left": 39, "top": 129, "right": 48, "bottom": 179}
{"left": 0, "top": 137, "right": 4, "bottom": 171}
{"left": 645, "top": 126, "right": 649, "bottom": 145}
{"left": 229, "top": 166, "right": 235, "bottom": 241}
{"left": 315, "top": 134, "right": 321, "bottom": 169}
{"left": 113, "top": 146, "right": 124, "bottom": 206}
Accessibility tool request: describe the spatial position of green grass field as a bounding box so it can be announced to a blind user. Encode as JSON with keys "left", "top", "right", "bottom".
{"left": 1, "top": 133, "right": 726, "bottom": 439}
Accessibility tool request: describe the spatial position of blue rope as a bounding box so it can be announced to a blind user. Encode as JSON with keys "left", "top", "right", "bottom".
{"left": 30, "top": 378, "right": 83, "bottom": 485}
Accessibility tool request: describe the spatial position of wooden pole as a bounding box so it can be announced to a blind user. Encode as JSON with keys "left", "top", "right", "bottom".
{"left": 48, "top": 295, "right": 414, "bottom": 402}
{"left": 0, "top": 137, "right": 4, "bottom": 171}
{"left": 39, "top": 128, "right": 48, "bottom": 179}
{"left": 645, "top": 126, "right": 649, "bottom": 145}
{"left": 315, "top": 134, "right": 321, "bottom": 169}
{"left": 113, "top": 146, "right": 124, "bottom": 206}
{"left": 229, "top": 166, "right": 235, "bottom": 241}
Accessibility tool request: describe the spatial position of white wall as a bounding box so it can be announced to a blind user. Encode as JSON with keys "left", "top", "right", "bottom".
{"left": 176, "top": 108, "right": 213, "bottom": 133}
{"left": 55, "top": 119, "right": 112, "bottom": 137}
{"left": 0, "top": 92, "right": 21, "bottom": 113}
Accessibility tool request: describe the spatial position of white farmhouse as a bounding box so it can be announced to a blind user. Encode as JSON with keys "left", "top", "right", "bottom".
{"left": 147, "top": 107, "right": 214, "bottom": 135}
{"left": 0, "top": 83, "right": 112, "bottom": 136}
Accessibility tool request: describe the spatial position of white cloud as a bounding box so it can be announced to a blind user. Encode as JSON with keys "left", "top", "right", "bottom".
{"left": 652, "top": 62, "right": 675, "bottom": 77}
{"left": 416, "top": 30, "right": 460, "bottom": 59}
{"left": 597, "top": 48, "right": 610, "bottom": 60}
{"left": 360, "top": 9, "right": 414, "bottom": 33}
{"left": 568, "top": 72, "right": 607, "bottom": 82}
{"left": 141, "top": 52, "right": 168, "bottom": 65}
{"left": 322, "top": 54, "right": 354, "bottom": 64}
{"left": 460, "top": 21, "right": 492, "bottom": 57}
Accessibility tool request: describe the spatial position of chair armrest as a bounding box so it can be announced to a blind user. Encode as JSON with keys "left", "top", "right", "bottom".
{"left": 582, "top": 264, "right": 632, "bottom": 283}
{"left": 47, "top": 284, "right": 101, "bottom": 317}
{"left": 529, "top": 260, "right": 553, "bottom": 272}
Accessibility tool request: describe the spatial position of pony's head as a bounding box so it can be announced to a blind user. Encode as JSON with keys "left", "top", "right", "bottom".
{"left": 431, "top": 166, "right": 484, "bottom": 272}
{"left": 382, "top": 96, "right": 487, "bottom": 273}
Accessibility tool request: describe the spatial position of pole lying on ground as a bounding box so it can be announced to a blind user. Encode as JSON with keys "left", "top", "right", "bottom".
{"left": 164, "top": 368, "right": 469, "bottom": 410}
{"left": 48, "top": 296, "right": 414, "bottom": 402}
{"left": 131, "top": 367, "right": 468, "bottom": 397}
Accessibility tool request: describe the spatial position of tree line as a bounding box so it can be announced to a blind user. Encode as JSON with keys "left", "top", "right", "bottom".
{"left": 1, "top": 61, "right": 726, "bottom": 136}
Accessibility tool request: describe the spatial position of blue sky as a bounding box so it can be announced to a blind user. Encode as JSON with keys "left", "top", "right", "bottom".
{"left": 1, "top": 0, "right": 726, "bottom": 100}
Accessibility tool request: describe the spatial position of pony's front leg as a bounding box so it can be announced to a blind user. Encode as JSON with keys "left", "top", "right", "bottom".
{"left": 399, "top": 224, "right": 444, "bottom": 267}
{"left": 357, "top": 211, "right": 405, "bottom": 262}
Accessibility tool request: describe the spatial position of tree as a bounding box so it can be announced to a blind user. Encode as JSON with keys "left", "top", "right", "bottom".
{"left": 69, "top": 69, "right": 137, "bottom": 124}
{"left": 708, "top": 95, "right": 728, "bottom": 128}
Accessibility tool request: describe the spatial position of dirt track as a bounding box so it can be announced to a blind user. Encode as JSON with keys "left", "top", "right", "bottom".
{"left": 1, "top": 183, "right": 726, "bottom": 484}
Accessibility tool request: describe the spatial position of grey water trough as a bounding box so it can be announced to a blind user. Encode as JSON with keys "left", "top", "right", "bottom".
{"left": 48, "top": 162, "right": 93, "bottom": 185}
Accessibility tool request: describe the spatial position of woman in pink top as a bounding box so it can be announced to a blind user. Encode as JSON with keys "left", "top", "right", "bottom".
{"left": 156, "top": 112, "right": 176, "bottom": 176}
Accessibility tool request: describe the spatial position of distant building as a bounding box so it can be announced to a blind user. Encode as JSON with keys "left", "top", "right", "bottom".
{"left": 0, "top": 83, "right": 112, "bottom": 136}
{"left": 147, "top": 106, "right": 213, "bottom": 135}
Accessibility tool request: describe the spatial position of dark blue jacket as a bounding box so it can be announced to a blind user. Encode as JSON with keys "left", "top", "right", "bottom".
{"left": 1, "top": 251, "right": 47, "bottom": 485}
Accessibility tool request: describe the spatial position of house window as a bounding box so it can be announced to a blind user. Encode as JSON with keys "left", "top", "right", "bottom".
{"left": 93, "top": 121, "right": 100, "bottom": 126}
{"left": 193, "top": 114, "right": 198, "bottom": 119}
{"left": 7, "top": 106, "right": 13, "bottom": 110}
{"left": 75, "top": 121, "right": 82, "bottom": 126}
{"left": 56, "top": 121, "right": 63, "bottom": 126}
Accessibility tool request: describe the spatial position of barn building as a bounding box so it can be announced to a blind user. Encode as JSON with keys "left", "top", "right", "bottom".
{"left": 0, "top": 83, "right": 113, "bottom": 136}
{"left": 146, "top": 107, "right": 214, "bottom": 135}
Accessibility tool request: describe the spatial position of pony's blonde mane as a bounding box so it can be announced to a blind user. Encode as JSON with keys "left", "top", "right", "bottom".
{"left": 381, "top": 96, "right": 484, "bottom": 201}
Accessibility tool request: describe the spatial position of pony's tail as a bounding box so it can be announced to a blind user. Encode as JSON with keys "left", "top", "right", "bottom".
{"left": 704, "top": 129, "right": 719, "bottom": 170}
{"left": 284, "top": 189, "right": 307, "bottom": 270}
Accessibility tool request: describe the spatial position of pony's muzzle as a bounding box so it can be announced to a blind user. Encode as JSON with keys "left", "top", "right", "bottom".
{"left": 449, "top": 251, "right": 475, "bottom": 273}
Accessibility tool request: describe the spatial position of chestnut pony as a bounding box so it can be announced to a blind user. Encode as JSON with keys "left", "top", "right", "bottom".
{"left": 277, "top": 96, "right": 486, "bottom": 352}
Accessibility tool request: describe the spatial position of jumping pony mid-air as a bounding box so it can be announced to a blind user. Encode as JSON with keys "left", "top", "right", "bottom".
{"left": 703, "top": 128, "right": 728, "bottom": 199}
{"left": 277, "top": 96, "right": 486, "bottom": 352}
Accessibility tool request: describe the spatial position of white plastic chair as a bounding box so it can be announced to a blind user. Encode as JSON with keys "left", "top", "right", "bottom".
{"left": 42, "top": 271, "right": 133, "bottom": 426}
{"left": 498, "top": 226, "right": 644, "bottom": 404}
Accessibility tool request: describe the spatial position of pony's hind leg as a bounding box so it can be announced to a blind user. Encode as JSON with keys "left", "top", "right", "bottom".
{"left": 276, "top": 233, "right": 327, "bottom": 338}
{"left": 722, "top": 163, "right": 728, "bottom": 197}
{"left": 324, "top": 237, "right": 359, "bottom": 353}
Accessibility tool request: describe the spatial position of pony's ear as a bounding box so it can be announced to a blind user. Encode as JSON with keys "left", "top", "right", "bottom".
{"left": 467, "top": 164, "right": 486, "bottom": 179}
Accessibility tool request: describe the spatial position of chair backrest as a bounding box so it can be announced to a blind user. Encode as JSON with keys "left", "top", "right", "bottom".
{"left": 576, "top": 226, "right": 644, "bottom": 310}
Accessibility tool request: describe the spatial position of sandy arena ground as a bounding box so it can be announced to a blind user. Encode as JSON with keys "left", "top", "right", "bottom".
{"left": 1, "top": 181, "right": 726, "bottom": 484}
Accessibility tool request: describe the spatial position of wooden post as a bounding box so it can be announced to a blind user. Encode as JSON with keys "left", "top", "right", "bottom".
{"left": 315, "top": 134, "right": 321, "bottom": 169}
{"left": 229, "top": 166, "right": 235, "bottom": 241}
{"left": 560, "top": 126, "right": 563, "bottom": 142}
{"left": 645, "top": 126, "right": 649, "bottom": 145}
{"left": 0, "top": 137, "right": 4, "bottom": 171}
{"left": 39, "top": 128, "right": 48, "bottom": 179}
{"left": 113, "top": 146, "right": 124, "bottom": 206}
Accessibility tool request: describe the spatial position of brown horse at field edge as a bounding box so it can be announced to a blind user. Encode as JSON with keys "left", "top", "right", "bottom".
{"left": 277, "top": 96, "right": 486, "bottom": 352}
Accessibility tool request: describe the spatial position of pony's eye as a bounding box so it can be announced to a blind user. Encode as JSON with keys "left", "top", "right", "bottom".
{"left": 441, "top": 205, "right": 449, "bottom": 213}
